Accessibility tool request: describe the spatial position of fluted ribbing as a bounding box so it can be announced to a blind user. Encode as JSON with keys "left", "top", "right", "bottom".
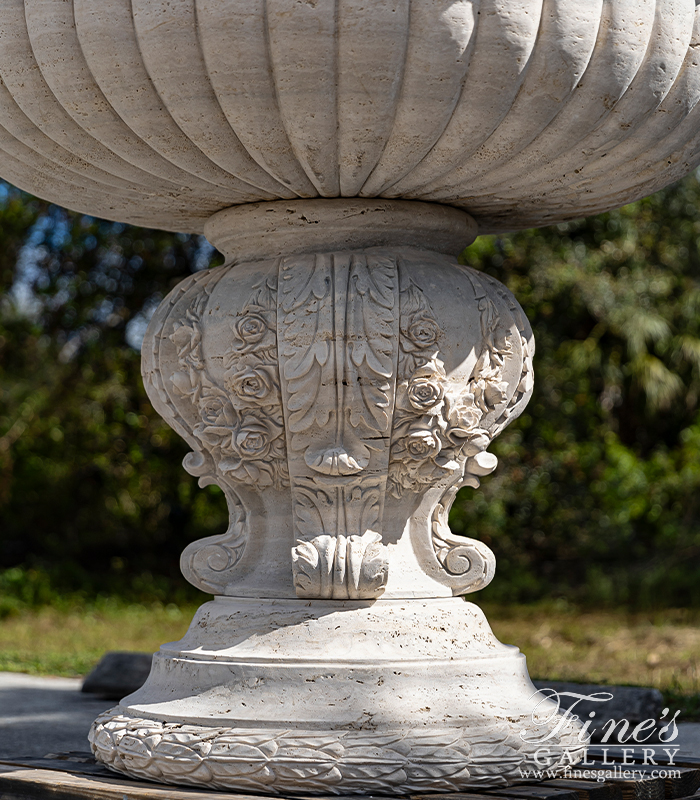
{"left": 0, "top": 0, "right": 696, "bottom": 234}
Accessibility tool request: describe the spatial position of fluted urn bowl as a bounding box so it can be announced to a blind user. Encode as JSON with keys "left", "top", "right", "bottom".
{"left": 0, "top": 0, "right": 699, "bottom": 233}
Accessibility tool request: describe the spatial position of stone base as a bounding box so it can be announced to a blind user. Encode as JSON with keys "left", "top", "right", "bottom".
{"left": 90, "top": 598, "right": 585, "bottom": 795}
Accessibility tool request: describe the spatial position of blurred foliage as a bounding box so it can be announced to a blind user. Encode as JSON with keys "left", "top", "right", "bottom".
{"left": 1, "top": 175, "right": 700, "bottom": 608}
{"left": 0, "top": 185, "right": 220, "bottom": 602}
{"left": 458, "top": 174, "right": 700, "bottom": 608}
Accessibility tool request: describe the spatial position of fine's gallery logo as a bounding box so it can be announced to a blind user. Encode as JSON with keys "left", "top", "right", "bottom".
{"left": 520, "top": 688, "right": 682, "bottom": 779}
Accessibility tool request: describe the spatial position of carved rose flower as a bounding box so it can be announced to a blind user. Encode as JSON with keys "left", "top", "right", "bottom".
{"left": 235, "top": 313, "right": 268, "bottom": 345}
{"left": 445, "top": 392, "right": 482, "bottom": 438}
{"left": 475, "top": 377, "right": 509, "bottom": 412}
{"left": 406, "top": 359, "right": 446, "bottom": 411}
{"left": 199, "top": 395, "right": 228, "bottom": 425}
{"left": 214, "top": 413, "right": 286, "bottom": 487}
{"left": 226, "top": 364, "right": 278, "bottom": 404}
{"left": 404, "top": 314, "right": 440, "bottom": 348}
{"left": 407, "top": 376, "right": 443, "bottom": 410}
{"left": 235, "top": 419, "right": 272, "bottom": 460}
{"left": 405, "top": 427, "right": 441, "bottom": 461}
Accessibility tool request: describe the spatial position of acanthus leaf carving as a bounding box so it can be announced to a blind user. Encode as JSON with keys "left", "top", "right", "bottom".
{"left": 278, "top": 253, "right": 398, "bottom": 600}
{"left": 279, "top": 253, "right": 397, "bottom": 472}
{"left": 290, "top": 477, "right": 388, "bottom": 600}
{"left": 292, "top": 530, "right": 388, "bottom": 601}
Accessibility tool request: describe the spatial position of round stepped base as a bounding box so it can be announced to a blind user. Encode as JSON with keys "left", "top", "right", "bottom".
{"left": 90, "top": 598, "right": 585, "bottom": 795}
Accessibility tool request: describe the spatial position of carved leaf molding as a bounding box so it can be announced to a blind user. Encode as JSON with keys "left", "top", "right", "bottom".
{"left": 279, "top": 253, "right": 398, "bottom": 600}
{"left": 291, "top": 478, "right": 388, "bottom": 599}
{"left": 279, "top": 253, "right": 397, "bottom": 474}
{"left": 91, "top": 709, "right": 583, "bottom": 795}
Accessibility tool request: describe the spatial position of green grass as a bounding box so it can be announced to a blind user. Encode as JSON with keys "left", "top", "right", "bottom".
{"left": 0, "top": 599, "right": 199, "bottom": 678}
{"left": 482, "top": 602, "right": 700, "bottom": 720}
{"left": 1, "top": 599, "right": 698, "bottom": 719}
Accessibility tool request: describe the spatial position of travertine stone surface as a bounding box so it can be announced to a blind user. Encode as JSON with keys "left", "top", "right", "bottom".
{"left": 141, "top": 201, "right": 532, "bottom": 601}
{"left": 0, "top": 0, "right": 699, "bottom": 233}
{"left": 90, "top": 598, "right": 585, "bottom": 794}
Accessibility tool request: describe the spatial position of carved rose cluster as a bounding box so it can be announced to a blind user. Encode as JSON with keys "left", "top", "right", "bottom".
{"left": 388, "top": 282, "right": 510, "bottom": 499}
{"left": 194, "top": 403, "right": 286, "bottom": 487}
{"left": 169, "top": 281, "right": 289, "bottom": 490}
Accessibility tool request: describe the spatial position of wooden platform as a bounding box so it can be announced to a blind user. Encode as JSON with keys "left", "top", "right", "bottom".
{"left": 0, "top": 751, "right": 698, "bottom": 800}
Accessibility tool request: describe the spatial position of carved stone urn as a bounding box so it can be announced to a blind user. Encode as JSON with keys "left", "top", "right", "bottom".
{"left": 3, "top": 0, "right": 700, "bottom": 794}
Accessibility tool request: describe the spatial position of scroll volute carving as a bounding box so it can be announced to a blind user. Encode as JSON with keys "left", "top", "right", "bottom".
{"left": 141, "top": 249, "right": 533, "bottom": 600}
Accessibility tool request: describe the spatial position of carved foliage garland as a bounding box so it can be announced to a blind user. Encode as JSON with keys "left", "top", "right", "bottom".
{"left": 91, "top": 708, "right": 584, "bottom": 795}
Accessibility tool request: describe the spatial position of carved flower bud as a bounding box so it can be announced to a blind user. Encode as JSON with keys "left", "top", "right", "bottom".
{"left": 483, "top": 379, "right": 509, "bottom": 408}
{"left": 405, "top": 427, "right": 441, "bottom": 461}
{"left": 170, "top": 370, "right": 195, "bottom": 397}
{"left": 235, "top": 313, "right": 268, "bottom": 345}
{"left": 199, "top": 395, "right": 227, "bottom": 425}
{"left": 169, "top": 322, "right": 200, "bottom": 353}
{"left": 460, "top": 432, "right": 491, "bottom": 457}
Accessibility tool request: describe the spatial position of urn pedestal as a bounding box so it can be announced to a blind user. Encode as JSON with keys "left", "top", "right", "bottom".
{"left": 88, "top": 200, "right": 584, "bottom": 793}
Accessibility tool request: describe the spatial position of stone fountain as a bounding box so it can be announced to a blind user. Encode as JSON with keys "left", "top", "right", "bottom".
{"left": 2, "top": 0, "right": 700, "bottom": 793}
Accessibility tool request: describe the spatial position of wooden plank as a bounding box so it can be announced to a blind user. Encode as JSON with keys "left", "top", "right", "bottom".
{"left": 0, "top": 764, "right": 277, "bottom": 800}
{"left": 586, "top": 763, "right": 700, "bottom": 800}
{"left": 578, "top": 769, "right": 665, "bottom": 800}
{"left": 587, "top": 750, "right": 700, "bottom": 771}
{"left": 483, "top": 785, "right": 581, "bottom": 800}
{"left": 0, "top": 756, "right": 112, "bottom": 778}
{"left": 410, "top": 794, "right": 519, "bottom": 800}
{"left": 545, "top": 778, "right": 625, "bottom": 800}
{"left": 608, "top": 764, "right": 700, "bottom": 800}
